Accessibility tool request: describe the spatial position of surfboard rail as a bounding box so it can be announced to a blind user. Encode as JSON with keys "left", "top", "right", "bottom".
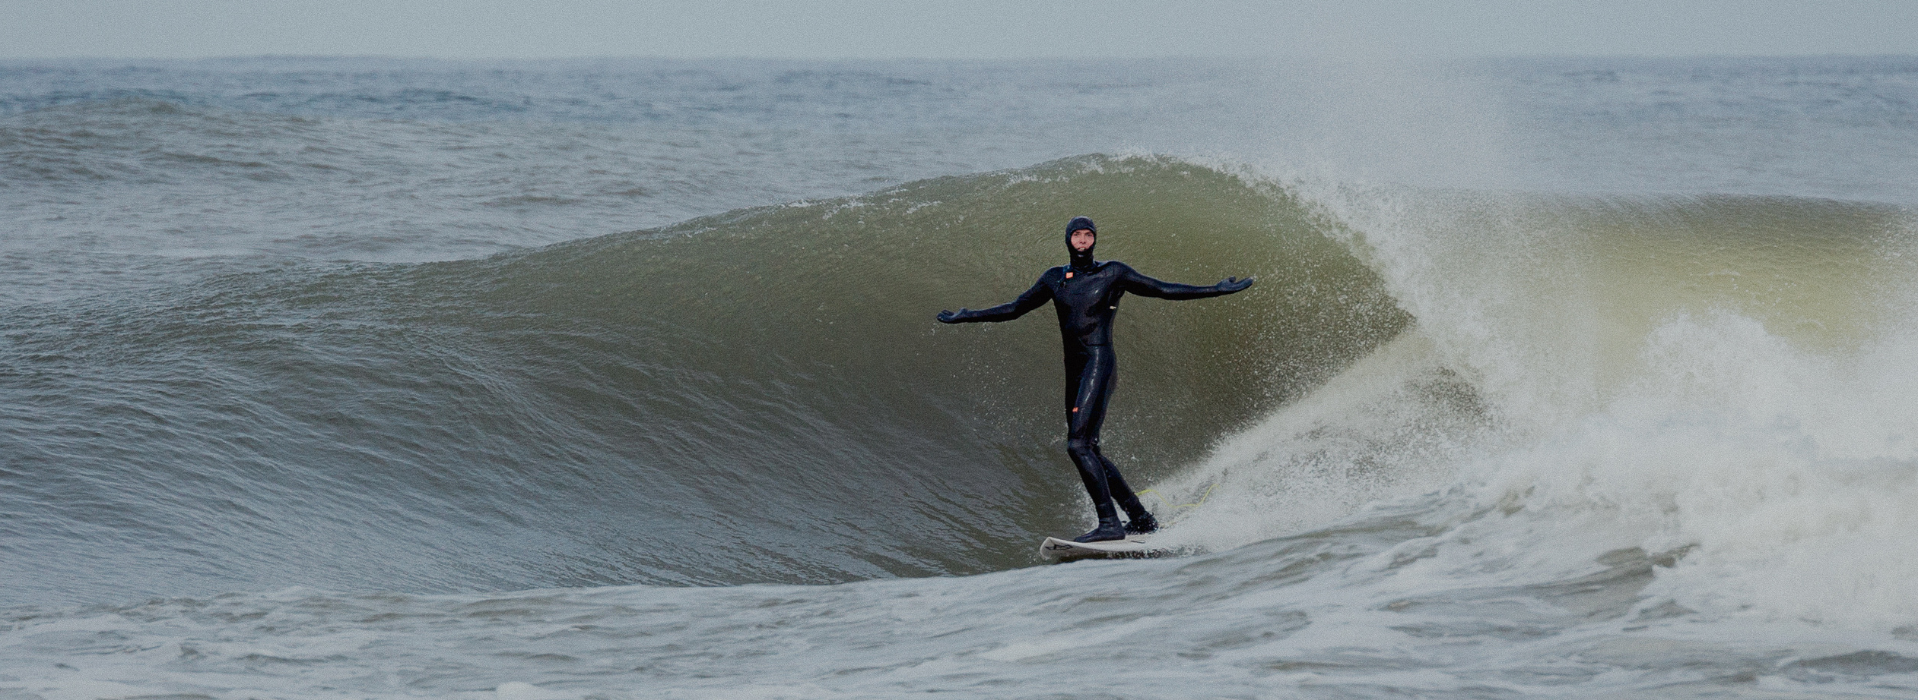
{"left": 1039, "top": 535, "right": 1163, "bottom": 562}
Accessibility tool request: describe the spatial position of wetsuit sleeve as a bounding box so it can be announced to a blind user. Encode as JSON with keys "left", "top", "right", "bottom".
{"left": 1118, "top": 264, "right": 1251, "bottom": 300}
{"left": 940, "top": 275, "right": 1053, "bottom": 323}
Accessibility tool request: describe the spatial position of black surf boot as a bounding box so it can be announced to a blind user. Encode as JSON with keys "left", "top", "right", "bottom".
{"left": 1124, "top": 511, "right": 1158, "bottom": 535}
{"left": 1073, "top": 518, "right": 1128, "bottom": 543}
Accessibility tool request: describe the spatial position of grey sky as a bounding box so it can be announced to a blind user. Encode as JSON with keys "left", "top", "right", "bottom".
{"left": 5, "top": 0, "right": 1915, "bottom": 60}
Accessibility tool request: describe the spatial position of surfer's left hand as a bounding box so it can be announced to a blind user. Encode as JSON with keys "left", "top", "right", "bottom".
{"left": 937, "top": 309, "right": 967, "bottom": 323}
{"left": 1217, "top": 276, "right": 1255, "bottom": 293}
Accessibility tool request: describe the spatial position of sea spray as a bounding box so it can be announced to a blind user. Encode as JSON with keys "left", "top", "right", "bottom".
{"left": 1276, "top": 178, "right": 1918, "bottom": 630}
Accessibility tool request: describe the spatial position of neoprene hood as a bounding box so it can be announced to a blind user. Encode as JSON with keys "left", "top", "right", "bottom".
{"left": 1065, "top": 216, "right": 1097, "bottom": 268}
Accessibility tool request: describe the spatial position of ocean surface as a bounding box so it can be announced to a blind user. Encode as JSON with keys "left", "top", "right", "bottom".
{"left": 4, "top": 55, "right": 1918, "bottom": 698}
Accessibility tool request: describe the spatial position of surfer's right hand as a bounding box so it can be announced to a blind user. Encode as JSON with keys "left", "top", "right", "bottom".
{"left": 1217, "top": 276, "right": 1255, "bottom": 293}
{"left": 937, "top": 309, "right": 966, "bottom": 323}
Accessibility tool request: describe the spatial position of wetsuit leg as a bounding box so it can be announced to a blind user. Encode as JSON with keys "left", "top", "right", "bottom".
{"left": 1065, "top": 346, "right": 1158, "bottom": 535}
{"left": 1066, "top": 345, "right": 1127, "bottom": 541}
{"left": 1074, "top": 350, "right": 1157, "bottom": 532}
{"left": 1095, "top": 449, "right": 1154, "bottom": 526}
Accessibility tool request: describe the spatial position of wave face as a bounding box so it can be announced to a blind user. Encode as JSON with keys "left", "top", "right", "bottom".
{"left": 0, "top": 155, "right": 1406, "bottom": 602}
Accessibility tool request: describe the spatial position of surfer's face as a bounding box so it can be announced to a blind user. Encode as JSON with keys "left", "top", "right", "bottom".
{"left": 1069, "top": 229, "right": 1095, "bottom": 252}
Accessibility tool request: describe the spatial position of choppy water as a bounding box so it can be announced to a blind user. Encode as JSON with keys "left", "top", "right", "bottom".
{"left": 4, "top": 56, "right": 1918, "bottom": 699}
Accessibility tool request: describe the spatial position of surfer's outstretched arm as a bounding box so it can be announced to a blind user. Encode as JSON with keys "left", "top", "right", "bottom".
{"left": 937, "top": 274, "right": 1054, "bottom": 324}
{"left": 1119, "top": 264, "right": 1254, "bottom": 300}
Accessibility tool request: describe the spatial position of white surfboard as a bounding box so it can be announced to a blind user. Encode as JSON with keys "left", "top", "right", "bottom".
{"left": 1039, "top": 534, "right": 1163, "bottom": 562}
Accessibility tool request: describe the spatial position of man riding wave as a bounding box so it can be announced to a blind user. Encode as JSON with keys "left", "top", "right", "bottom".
{"left": 938, "top": 216, "right": 1254, "bottom": 542}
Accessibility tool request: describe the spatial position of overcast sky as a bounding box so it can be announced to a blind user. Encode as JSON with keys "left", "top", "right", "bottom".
{"left": 5, "top": 0, "right": 1916, "bottom": 60}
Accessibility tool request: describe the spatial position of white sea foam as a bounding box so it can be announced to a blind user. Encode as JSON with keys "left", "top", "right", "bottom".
{"left": 1146, "top": 331, "right": 1489, "bottom": 552}
{"left": 1156, "top": 174, "right": 1918, "bottom": 631}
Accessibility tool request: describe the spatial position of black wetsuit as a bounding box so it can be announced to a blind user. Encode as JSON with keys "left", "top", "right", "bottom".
{"left": 939, "top": 220, "right": 1252, "bottom": 542}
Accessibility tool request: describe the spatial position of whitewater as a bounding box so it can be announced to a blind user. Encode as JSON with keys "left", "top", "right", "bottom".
{"left": 4, "top": 56, "right": 1918, "bottom": 698}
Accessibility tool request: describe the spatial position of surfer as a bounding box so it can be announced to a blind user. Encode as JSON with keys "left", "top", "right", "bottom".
{"left": 937, "top": 216, "right": 1254, "bottom": 542}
